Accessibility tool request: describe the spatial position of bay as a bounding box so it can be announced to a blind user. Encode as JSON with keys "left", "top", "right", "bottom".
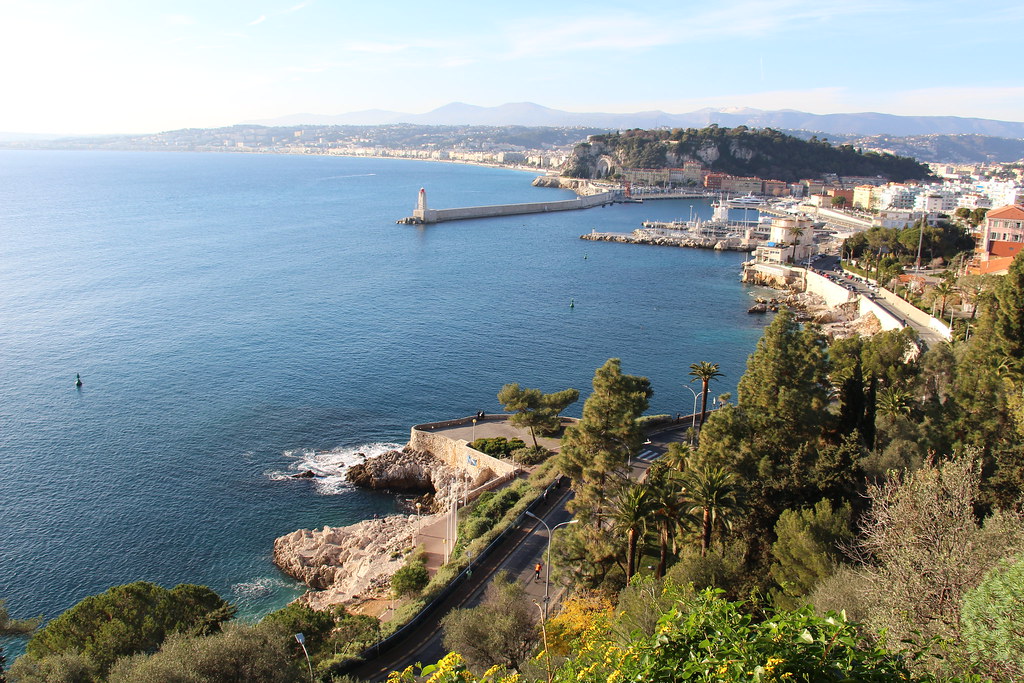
{"left": 0, "top": 150, "right": 769, "bottom": 635}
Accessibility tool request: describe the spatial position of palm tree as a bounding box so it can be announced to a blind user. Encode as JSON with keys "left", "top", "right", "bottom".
{"left": 644, "top": 472, "right": 690, "bottom": 578}
{"left": 680, "top": 466, "right": 740, "bottom": 557}
{"left": 932, "top": 281, "right": 956, "bottom": 320}
{"left": 610, "top": 483, "right": 652, "bottom": 581}
{"left": 787, "top": 223, "right": 806, "bottom": 264}
{"left": 876, "top": 386, "right": 912, "bottom": 421}
{"left": 688, "top": 361, "right": 723, "bottom": 426}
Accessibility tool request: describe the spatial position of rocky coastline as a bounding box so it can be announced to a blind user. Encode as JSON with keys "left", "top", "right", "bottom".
{"left": 272, "top": 447, "right": 468, "bottom": 610}
{"left": 749, "top": 290, "right": 883, "bottom": 339}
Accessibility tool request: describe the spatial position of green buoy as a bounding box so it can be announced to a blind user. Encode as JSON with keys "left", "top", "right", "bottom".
{"left": 75, "top": 373, "right": 83, "bottom": 388}
{"left": 569, "top": 298, "right": 575, "bottom": 309}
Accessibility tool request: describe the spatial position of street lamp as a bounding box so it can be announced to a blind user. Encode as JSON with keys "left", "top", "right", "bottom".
{"left": 294, "top": 633, "right": 314, "bottom": 683}
{"left": 472, "top": 418, "right": 477, "bottom": 442}
{"left": 682, "top": 384, "right": 699, "bottom": 444}
{"left": 524, "top": 511, "right": 578, "bottom": 616}
{"left": 533, "top": 600, "right": 553, "bottom": 683}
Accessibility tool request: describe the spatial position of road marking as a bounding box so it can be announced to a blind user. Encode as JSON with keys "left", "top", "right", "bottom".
{"left": 636, "top": 450, "right": 659, "bottom": 461}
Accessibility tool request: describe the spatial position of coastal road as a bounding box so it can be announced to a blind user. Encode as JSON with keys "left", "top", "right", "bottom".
{"left": 347, "top": 483, "right": 576, "bottom": 682}
{"left": 347, "top": 427, "right": 685, "bottom": 681}
{"left": 814, "top": 255, "right": 945, "bottom": 346}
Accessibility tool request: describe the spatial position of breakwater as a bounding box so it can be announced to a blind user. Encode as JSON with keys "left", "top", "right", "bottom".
{"left": 398, "top": 188, "right": 617, "bottom": 224}
{"left": 581, "top": 229, "right": 752, "bottom": 252}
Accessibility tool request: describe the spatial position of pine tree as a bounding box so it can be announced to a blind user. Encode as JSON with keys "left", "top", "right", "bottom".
{"left": 560, "top": 359, "right": 651, "bottom": 527}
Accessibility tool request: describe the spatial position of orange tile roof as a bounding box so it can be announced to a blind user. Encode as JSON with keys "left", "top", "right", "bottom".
{"left": 987, "top": 204, "right": 1024, "bottom": 220}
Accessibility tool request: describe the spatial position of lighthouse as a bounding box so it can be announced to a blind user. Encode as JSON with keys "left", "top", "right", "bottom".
{"left": 416, "top": 188, "right": 428, "bottom": 212}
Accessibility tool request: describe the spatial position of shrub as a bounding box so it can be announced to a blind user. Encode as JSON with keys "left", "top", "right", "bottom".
{"left": 636, "top": 414, "right": 672, "bottom": 428}
{"left": 259, "top": 601, "right": 334, "bottom": 654}
{"left": 24, "top": 581, "right": 235, "bottom": 676}
{"left": 961, "top": 553, "right": 1024, "bottom": 676}
{"left": 469, "top": 438, "right": 526, "bottom": 458}
{"left": 391, "top": 557, "right": 429, "bottom": 598}
{"left": 510, "top": 446, "right": 551, "bottom": 466}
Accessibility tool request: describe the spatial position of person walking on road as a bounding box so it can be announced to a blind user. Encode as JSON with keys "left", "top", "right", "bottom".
{"left": 534, "top": 562, "right": 543, "bottom": 582}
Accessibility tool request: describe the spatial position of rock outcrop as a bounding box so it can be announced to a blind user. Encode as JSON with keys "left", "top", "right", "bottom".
{"left": 273, "top": 514, "right": 426, "bottom": 609}
{"left": 344, "top": 447, "right": 469, "bottom": 512}
{"left": 274, "top": 447, "right": 475, "bottom": 609}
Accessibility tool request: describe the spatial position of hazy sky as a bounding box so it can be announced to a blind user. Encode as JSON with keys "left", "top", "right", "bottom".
{"left": 2, "top": 0, "right": 1022, "bottom": 134}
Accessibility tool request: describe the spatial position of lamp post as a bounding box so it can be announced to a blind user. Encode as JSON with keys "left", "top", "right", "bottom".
{"left": 294, "top": 633, "right": 314, "bottom": 683}
{"left": 524, "top": 511, "right": 578, "bottom": 617}
{"left": 682, "top": 385, "right": 699, "bottom": 444}
{"left": 472, "top": 418, "right": 477, "bottom": 442}
{"left": 533, "top": 600, "right": 553, "bottom": 683}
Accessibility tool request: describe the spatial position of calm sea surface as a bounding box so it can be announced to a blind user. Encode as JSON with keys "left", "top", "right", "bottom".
{"left": 0, "top": 151, "right": 770, "bottom": 635}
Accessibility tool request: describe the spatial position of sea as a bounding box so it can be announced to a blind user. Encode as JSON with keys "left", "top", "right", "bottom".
{"left": 0, "top": 150, "right": 771, "bottom": 645}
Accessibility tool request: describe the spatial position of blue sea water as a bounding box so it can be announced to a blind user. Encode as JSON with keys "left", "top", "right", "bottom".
{"left": 0, "top": 150, "right": 770, "bottom": 636}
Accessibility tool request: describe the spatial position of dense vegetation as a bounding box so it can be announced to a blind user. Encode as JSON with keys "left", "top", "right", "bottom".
{"left": 565, "top": 125, "right": 932, "bottom": 182}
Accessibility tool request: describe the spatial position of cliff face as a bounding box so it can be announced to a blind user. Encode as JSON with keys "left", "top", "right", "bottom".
{"left": 562, "top": 126, "right": 930, "bottom": 182}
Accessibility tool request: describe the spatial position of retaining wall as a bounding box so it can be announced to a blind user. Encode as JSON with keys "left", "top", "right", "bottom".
{"left": 874, "top": 288, "right": 952, "bottom": 340}
{"left": 410, "top": 416, "right": 519, "bottom": 485}
{"left": 804, "top": 270, "right": 857, "bottom": 307}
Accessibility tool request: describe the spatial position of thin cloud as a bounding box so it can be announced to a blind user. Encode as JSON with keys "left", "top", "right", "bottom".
{"left": 248, "top": 15, "right": 267, "bottom": 26}
{"left": 501, "top": 0, "right": 903, "bottom": 59}
{"left": 285, "top": 1, "right": 313, "bottom": 13}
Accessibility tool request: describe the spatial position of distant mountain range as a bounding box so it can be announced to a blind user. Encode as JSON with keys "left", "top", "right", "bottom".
{"left": 243, "top": 102, "right": 1024, "bottom": 139}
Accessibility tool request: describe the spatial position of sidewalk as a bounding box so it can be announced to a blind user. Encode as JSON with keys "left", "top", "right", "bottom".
{"left": 415, "top": 513, "right": 450, "bottom": 575}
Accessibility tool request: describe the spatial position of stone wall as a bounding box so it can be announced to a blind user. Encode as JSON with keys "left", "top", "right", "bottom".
{"left": 409, "top": 418, "right": 519, "bottom": 486}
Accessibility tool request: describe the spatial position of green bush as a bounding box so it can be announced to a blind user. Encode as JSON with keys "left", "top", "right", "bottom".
{"left": 259, "top": 601, "right": 334, "bottom": 654}
{"left": 392, "top": 556, "right": 429, "bottom": 598}
{"left": 636, "top": 414, "right": 672, "bottom": 428}
{"left": 24, "top": 581, "right": 235, "bottom": 676}
{"left": 510, "top": 446, "right": 551, "bottom": 466}
{"left": 469, "top": 437, "right": 526, "bottom": 458}
{"left": 961, "top": 553, "right": 1024, "bottom": 675}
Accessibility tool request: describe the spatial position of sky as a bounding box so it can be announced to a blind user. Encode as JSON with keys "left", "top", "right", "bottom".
{"left": 1, "top": 0, "right": 1022, "bottom": 135}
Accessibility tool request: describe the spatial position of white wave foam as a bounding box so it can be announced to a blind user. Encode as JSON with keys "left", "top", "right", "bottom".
{"left": 267, "top": 441, "right": 402, "bottom": 495}
{"left": 230, "top": 575, "right": 290, "bottom": 598}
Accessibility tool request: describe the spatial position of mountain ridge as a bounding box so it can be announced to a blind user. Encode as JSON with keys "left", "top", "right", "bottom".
{"left": 242, "top": 102, "right": 1024, "bottom": 138}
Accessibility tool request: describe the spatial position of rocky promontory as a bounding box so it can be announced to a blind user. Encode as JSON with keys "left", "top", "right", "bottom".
{"left": 273, "top": 447, "right": 470, "bottom": 609}
{"left": 345, "top": 447, "right": 470, "bottom": 512}
{"left": 273, "top": 514, "right": 426, "bottom": 609}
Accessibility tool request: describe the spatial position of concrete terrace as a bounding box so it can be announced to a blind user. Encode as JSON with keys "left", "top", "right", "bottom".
{"left": 423, "top": 414, "right": 566, "bottom": 453}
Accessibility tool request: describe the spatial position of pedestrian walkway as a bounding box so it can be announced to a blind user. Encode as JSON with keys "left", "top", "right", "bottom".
{"left": 414, "top": 514, "right": 452, "bottom": 576}
{"left": 634, "top": 448, "right": 660, "bottom": 462}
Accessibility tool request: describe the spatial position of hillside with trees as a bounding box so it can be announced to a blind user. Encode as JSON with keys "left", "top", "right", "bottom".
{"left": 564, "top": 125, "right": 932, "bottom": 182}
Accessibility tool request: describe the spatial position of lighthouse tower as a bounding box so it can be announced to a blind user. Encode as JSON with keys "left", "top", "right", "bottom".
{"left": 412, "top": 188, "right": 437, "bottom": 223}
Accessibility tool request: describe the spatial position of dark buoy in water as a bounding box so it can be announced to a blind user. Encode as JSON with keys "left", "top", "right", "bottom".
{"left": 569, "top": 298, "right": 575, "bottom": 309}
{"left": 584, "top": 253, "right": 588, "bottom": 260}
{"left": 75, "top": 373, "right": 83, "bottom": 388}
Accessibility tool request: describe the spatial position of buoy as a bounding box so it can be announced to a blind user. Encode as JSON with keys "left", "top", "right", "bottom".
{"left": 569, "top": 298, "right": 575, "bottom": 309}
{"left": 584, "top": 253, "right": 588, "bottom": 259}
{"left": 75, "top": 373, "right": 83, "bottom": 388}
